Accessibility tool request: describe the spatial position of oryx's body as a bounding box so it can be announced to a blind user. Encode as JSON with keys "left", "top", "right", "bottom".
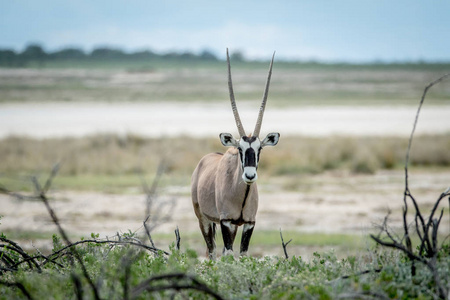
{"left": 192, "top": 148, "right": 258, "bottom": 225}
{"left": 191, "top": 49, "right": 279, "bottom": 259}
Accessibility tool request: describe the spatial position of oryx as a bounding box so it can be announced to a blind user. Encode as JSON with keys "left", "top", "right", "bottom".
{"left": 191, "top": 49, "right": 280, "bottom": 259}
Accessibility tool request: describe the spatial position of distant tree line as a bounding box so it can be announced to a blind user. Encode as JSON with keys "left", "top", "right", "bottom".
{"left": 0, "top": 43, "right": 242, "bottom": 67}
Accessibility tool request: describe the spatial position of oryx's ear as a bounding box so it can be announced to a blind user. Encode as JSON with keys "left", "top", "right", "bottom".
{"left": 219, "top": 133, "right": 239, "bottom": 147}
{"left": 261, "top": 132, "right": 280, "bottom": 147}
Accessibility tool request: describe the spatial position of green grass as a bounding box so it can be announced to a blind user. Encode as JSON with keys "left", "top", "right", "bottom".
{"left": 0, "top": 229, "right": 448, "bottom": 299}
{"left": 249, "top": 231, "right": 365, "bottom": 247}
{"left": 149, "top": 230, "right": 368, "bottom": 255}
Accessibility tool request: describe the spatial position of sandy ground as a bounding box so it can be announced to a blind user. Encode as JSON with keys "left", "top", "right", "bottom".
{"left": 1, "top": 102, "right": 450, "bottom": 138}
{"left": 2, "top": 169, "right": 448, "bottom": 256}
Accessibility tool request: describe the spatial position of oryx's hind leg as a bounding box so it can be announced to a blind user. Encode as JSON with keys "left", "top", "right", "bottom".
{"left": 240, "top": 223, "right": 255, "bottom": 256}
{"left": 220, "top": 220, "right": 238, "bottom": 256}
{"left": 198, "top": 217, "right": 216, "bottom": 260}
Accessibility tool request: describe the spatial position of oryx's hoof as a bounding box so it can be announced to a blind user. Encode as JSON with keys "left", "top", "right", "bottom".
{"left": 222, "top": 249, "right": 234, "bottom": 256}
{"left": 239, "top": 251, "right": 248, "bottom": 257}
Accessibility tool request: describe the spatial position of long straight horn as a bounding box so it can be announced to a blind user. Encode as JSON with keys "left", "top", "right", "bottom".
{"left": 253, "top": 51, "right": 275, "bottom": 137}
{"left": 227, "top": 48, "right": 246, "bottom": 137}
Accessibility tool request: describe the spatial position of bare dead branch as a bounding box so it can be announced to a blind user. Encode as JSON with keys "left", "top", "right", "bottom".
{"left": 130, "top": 273, "right": 224, "bottom": 300}
{"left": 371, "top": 74, "right": 450, "bottom": 299}
{"left": 141, "top": 161, "right": 166, "bottom": 220}
{"left": 404, "top": 73, "right": 450, "bottom": 189}
{"left": 31, "top": 165, "right": 101, "bottom": 300}
{"left": 0, "top": 184, "right": 36, "bottom": 201}
{"left": 279, "top": 229, "right": 292, "bottom": 259}
{"left": 370, "top": 234, "right": 427, "bottom": 264}
{"left": 42, "top": 163, "right": 60, "bottom": 194}
{"left": 140, "top": 161, "right": 177, "bottom": 245}
{"left": 174, "top": 226, "right": 181, "bottom": 251}
{"left": 45, "top": 239, "right": 169, "bottom": 264}
{"left": 143, "top": 215, "right": 156, "bottom": 249}
{"left": 121, "top": 250, "right": 141, "bottom": 300}
{"left": 71, "top": 273, "right": 84, "bottom": 300}
{"left": 0, "top": 237, "right": 41, "bottom": 272}
{"left": 337, "top": 291, "right": 390, "bottom": 300}
{"left": 338, "top": 268, "right": 382, "bottom": 281}
{"left": 0, "top": 280, "right": 34, "bottom": 300}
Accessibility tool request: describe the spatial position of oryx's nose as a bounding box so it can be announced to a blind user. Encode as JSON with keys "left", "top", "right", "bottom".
{"left": 242, "top": 168, "right": 258, "bottom": 184}
{"left": 245, "top": 173, "right": 256, "bottom": 180}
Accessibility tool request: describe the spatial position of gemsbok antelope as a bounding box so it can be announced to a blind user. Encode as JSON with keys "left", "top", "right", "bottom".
{"left": 191, "top": 49, "right": 280, "bottom": 259}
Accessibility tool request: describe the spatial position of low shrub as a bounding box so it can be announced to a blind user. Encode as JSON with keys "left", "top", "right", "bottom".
{"left": 1, "top": 236, "right": 448, "bottom": 299}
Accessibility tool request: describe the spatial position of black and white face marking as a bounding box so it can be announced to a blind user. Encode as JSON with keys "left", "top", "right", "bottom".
{"left": 219, "top": 132, "right": 280, "bottom": 185}
{"left": 238, "top": 136, "right": 261, "bottom": 184}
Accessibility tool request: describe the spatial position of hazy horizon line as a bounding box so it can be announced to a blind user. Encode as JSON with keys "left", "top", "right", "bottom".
{"left": 2, "top": 42, "right": 450, "bottom": 65}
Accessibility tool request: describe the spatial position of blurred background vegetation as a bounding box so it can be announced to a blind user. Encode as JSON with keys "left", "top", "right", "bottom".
{"left": 1, "top": 133, "right": 449, "bottom": 192}
{"left": 1, "top": 43, "right": 449, "bottom": 191}
{"left": 0, "top": 42, "right": 448, "bottom": 262}
{"left": 1, "top": 44, "right": 450, "bottom": 107}
{"left": 2, "top": 43, "right": 450, "bottom": 71}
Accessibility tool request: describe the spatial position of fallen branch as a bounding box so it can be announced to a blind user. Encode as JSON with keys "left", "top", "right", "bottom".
{"left": 130, "top": 273, "right": 224, "bottom": 300}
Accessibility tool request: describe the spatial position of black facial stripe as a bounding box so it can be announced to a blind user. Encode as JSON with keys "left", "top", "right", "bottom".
{"left": 238, "top": 147, "right": 243, "bottom": 164}
{"left": 244, "top": 148, "right": 256, "bottom": 167}
{"left": 242, "top": 136, "right": 257, "bottom": 143}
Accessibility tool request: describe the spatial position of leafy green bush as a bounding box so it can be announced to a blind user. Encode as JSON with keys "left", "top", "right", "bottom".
{"left": 1, "top": 234, "right": 448, "bottom": 299}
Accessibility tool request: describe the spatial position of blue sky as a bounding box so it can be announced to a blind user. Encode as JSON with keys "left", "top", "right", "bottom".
{"left": 1, "top": 0, "right": 449, "bottom": 62}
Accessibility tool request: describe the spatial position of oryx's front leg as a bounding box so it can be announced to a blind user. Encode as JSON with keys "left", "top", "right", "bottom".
{"left": 220, "top": 220, "right": 237, "bottom": 256}
{"left": 240, "top": 223, "right": 255, "bottom": 256}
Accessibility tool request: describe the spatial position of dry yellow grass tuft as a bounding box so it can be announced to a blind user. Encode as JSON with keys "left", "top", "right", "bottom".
{"left": 0, "top": 134, "right": 449, "bottom": 181}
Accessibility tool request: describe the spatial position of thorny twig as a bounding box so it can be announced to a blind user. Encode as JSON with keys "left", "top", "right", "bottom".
{"left": 279, "top": 229, "right": 292, "bottom": 259}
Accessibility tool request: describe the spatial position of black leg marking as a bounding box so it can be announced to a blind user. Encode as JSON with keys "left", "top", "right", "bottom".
{"left": 199, "top": 219, "right": 216, "bottom": 259}
{"left": 240, "top": 223, "right": 255, "bottom": 255}
{"left": 220, "top": 220, "right": 235, "bottom": 253}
